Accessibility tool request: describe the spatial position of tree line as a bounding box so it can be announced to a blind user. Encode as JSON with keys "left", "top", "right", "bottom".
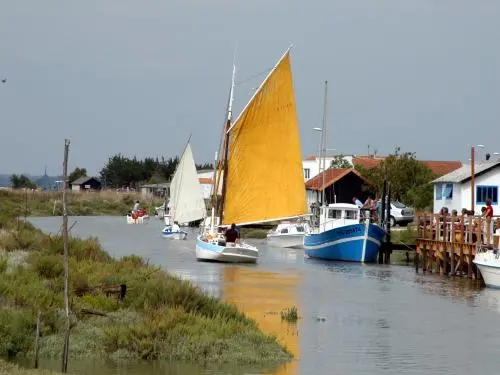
{"left": 8, "top": 154, "right": 213, "bottom": 190}
{"left": 99, "top": 154, "right": 213, "bottom": 188}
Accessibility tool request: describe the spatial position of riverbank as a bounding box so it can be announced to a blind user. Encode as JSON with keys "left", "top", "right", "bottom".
{"left": 0, "top": 359, "right": 60, "bottom": 375}
{"left": 0, "top": 193, "right": 291, "bottom": 367}
{"left": 1, "top": 189, "right": 162, "bottom": 216}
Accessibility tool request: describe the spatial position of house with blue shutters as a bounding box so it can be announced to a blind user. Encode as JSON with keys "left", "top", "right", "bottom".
{"left": 432, "top": 160, "right": 500, "bottom": 214}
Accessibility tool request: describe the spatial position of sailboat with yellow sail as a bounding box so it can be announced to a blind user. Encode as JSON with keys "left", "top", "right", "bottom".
{"left": 195, "top": 47, "right": 308, "bottom": 263}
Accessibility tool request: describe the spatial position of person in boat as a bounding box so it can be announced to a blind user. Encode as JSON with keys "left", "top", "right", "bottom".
{"left": 225, "top": 223, "right": 240, "bottom": 244}
{"left": 171, "top": 221, "right": 180, "bottom": 233}
{"left": 132, "top": 200, "right": 140, "bottom": 213}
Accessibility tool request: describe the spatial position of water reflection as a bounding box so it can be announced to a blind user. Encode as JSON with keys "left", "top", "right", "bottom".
{"left": 222, "top": 267, "right": 301, "bottom": 375}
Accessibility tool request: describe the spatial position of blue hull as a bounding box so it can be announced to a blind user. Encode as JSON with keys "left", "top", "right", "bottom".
{"left": 304, "top": 223, "right": 386, "bottom": 263}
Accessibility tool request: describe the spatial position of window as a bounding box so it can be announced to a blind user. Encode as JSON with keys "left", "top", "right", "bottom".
{"left": 476, "top": 185, "right": 498, "bottom": 205}
{"left": 443, "top": 184, "right": 453, "bottom": 200}
{"left": 345, "top": 210, "right": 358, "bottom": 220}
{"left": 328, "top": 209, "right": 342, "bottom": 219}
{"left": 304, "top": 168, "right": 310, "bottom": 179}
{"left": 435, "top": 184, "right": 443, "bottom": 200}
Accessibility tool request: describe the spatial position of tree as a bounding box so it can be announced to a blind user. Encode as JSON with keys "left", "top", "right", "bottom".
{"left": 330, "top": 155, "right": 352, "bottom": 169}
{"left": 355, "top": 147, "right": 435, "bottom": 210}
{"left": 10, "top": 174, "right": 37, "bottom": 189}
{"left": 69, "top": 167, "right": 87, "bottom": 183}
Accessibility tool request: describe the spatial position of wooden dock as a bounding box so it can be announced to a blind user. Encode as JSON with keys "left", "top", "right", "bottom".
{"left": 415, "top": 213, "right": 499, "bottom": 279}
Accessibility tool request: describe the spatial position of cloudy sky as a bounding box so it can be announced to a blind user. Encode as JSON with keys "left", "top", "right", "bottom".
{"left": 1, "top": 0, "right": 499, "bottom": 176}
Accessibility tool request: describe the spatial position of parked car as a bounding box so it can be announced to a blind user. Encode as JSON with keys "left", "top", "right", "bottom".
{"left": 376, "top": 200, "right": 415, "bottom": 227}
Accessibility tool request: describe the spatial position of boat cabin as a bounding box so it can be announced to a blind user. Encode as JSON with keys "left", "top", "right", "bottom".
{"left": 274, "top": 221, "right": 310, "bottom": 234}
{"left": 319, "top": 203, "right": 361, "bottom": 231}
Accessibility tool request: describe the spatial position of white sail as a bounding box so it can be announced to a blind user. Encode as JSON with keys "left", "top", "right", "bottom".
{"left": 168, "top": 142, "right": 206, "bottom": 223}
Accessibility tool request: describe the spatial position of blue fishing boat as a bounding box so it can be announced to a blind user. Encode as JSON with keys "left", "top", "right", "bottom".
{"left": 304, "top": 203, "right": 386, "bottom": 263}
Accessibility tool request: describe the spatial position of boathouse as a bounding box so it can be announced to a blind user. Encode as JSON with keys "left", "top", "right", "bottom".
{"left": 70, "top": 176, "right": 102, "bottom": 192}
{"left": 305, "top": 168, "right": 373, "bottom": 207}
{"left": 432, "top": 160, "right": 500, "bottom": 215}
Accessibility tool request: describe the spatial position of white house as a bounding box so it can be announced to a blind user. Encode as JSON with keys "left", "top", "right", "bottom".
{"left": 303, "top": 155, "right": 354, "bottom": 181}
{"left": 432, "top": 160, "right": 500, "bottom": 215}
{"left": 196, "top": 169, "right": 222, "bottom": 200}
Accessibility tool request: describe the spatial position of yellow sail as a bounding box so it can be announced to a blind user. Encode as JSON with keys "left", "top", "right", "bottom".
{"left": 223, "top": 50, "right": 307, "bottom": 225}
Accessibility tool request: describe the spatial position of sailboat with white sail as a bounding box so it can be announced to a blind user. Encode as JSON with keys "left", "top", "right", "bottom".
{"left": 196, "top": 46, "right": 308, "bottom": 263}
{"left": 162, "top": 138, "right": 206, "bottom": 240}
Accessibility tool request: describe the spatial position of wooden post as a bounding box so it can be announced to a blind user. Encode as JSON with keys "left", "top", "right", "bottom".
{"left": 384, "top": 182, "right": 391, "bottom": 264}
{"left": 34, "top": 311, "right": 41, "bottom": 369}
{"left": 450, "top": 215, "right": 455, "bottom": 276}
{"left": 379, "top": 180, "right": 387, "bottom": 264}
{"left": 61, "top": 139, "right": 71, "bottom": 373}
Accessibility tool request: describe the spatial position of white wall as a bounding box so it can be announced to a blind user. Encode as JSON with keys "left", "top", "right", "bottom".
{"left": 302, "top": 156, "right": 353, "bottom": 181}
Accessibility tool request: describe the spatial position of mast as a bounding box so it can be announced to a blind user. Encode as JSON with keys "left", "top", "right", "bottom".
{"left": 218, "top": 62, "right": 236, "bottom": 222}
{"left": 320, "top": 80, "right": 328, "bottom": 206}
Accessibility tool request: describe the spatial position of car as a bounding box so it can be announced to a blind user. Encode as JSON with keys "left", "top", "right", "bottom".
{"left": 376, "top": 200, "right": 415, "bottom": 227}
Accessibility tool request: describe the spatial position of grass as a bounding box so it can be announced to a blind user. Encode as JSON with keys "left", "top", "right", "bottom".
{"left": 390, "top": 226, "right": 418, "bottom": 245}
{"left": 0, "top": 193, "right": 292, "bottom": 366}
{"left": 0, "top": 189, "right": 163, "bottom": 217}
{"left": 280, "top": 306, "right": 299, "bottom": 323}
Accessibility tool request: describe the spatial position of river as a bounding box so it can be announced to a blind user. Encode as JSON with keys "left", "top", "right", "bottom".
{"left": 27, "top": 216, "right": 500, "bottom": 375}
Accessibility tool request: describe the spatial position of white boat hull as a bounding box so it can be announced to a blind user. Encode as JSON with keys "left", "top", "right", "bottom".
{"left": 267, "top": 233, "right": 304, "bottom": 248}
{"left": 195, "top": 235, "right": 258, "bottom": 263}
{"left": 162, "top": 230, "right": 188, "bottom": 240}
{"left": 474, "top": 250, "right": 500, "bottom": 288}
{"left": 126, "top": 215, "right": 149, "bottom": 224}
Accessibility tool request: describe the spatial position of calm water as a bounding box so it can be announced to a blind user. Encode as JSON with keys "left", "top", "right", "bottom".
{"left": 27, "top": 216, "right": 500, "bottom": 375}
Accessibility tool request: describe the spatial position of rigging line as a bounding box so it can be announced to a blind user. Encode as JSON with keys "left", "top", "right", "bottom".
{"left": 235, "top": 67, "right": 273, "bottom": 85}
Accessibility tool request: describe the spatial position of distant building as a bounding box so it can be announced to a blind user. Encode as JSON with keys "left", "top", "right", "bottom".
{"left": 140, "top": 183, "right": 170, "bottom": 198}
{"left": 70, "top": 176, "right": 102, "bottom": 192}
{"left": 305, "top": 168, "right": 373, "bottom": 208}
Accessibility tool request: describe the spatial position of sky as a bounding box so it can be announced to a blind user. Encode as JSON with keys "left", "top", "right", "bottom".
{"left": 1, "top": 0, "right": 499, "bottom": 176}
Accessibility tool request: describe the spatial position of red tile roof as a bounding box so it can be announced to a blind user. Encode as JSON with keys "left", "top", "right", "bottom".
{"left": 305, "top": 155, "right": 317, "bottom": 161}
{"left": 352, "top": 156, "right": 462, "bottom": 177}
{"left": 198, "top": 178, "right": 213, "bottom": 184}
{"left": 305, "top": 168, "right": 371, "bottom": 191}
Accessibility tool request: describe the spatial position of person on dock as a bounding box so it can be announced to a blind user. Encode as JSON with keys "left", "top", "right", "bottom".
{"left": 352, "top": 196, "right": 363, "bottom": 208}
{"left": 225, "top": 223, "right": 240, "bottom": 244}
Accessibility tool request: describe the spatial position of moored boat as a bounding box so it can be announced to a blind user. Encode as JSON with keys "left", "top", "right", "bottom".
{"left": 473, "top": 246, "right": 500, "bottom": 288}
{"left": 267, "top": 220, "right": 311, "bottom": 249}
{"left": 304, "top": 203, "right": 385, "bottom": 262}
{"left": 126, "top": 209, "right": 149, "bottom": 224}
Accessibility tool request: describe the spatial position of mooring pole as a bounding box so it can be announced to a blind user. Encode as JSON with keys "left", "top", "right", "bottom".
{"left": 385, "top": 183, "right": 392, "bottom": 264}
{"left": 379, "top": 180, "right": 387, "bottom": 264}
{"left": 61, "top": 139, "right": 71, "bottom": 373}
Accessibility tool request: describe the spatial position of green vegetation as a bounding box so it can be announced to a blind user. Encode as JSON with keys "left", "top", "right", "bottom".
{"left": 0, "top": 359, "right": 62, "bottom": 375}
{"left": 0, "top": 193, "right": 291, "bottom": 365}
{"left": 280, "top": 306, "right": 299, "bottom": 323}
{"left": 355, "top": 147, "right": 435, "bottom": 210}
{"left": 390, "top": 250, "right": 415, "bottom": 265}
{"left": 0, "top": 190, "right": 162, "bottom": 217}
{"left": 68, "top": 168, "right": 87, "bottom": 184}
{"left": 391, "top": 226, "right": 418, "bottom": 246}
{"left": 10, "top": 175, "right": 37, "bottom": 190}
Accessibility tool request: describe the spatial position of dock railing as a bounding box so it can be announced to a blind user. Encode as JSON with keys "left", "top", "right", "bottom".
{"left": 415, "top": 213, "right": 500, "bottom": 278}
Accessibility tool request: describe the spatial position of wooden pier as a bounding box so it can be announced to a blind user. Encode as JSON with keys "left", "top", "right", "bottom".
{"left": 415, "top": 213, "right": 499, "bottom": 279}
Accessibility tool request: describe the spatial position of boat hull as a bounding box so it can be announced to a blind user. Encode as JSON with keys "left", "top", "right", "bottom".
{"left": 474, "top": 250, "right": 500, "bottom": 288}
{"left": 126, "top": 215, "right": 149, "bottom": 224}
{"left": 162, "top": 230, "right": 188, "bottom": 240}
{"left": 195, "top": 235, "right": 258, "bottom": 263}
{"left": 304, "top": 223, "right": 385, "bottom": 262}
{"left": 267, "top": 233, "right": 304, "bottom": 249}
